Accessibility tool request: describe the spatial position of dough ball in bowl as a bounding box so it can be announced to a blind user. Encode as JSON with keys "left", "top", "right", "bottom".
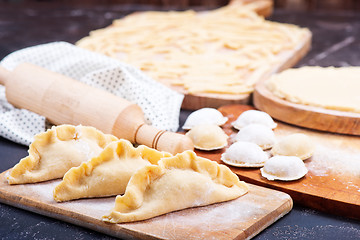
{"left": 182, "top": 108, "right": 228, "bottom": 130}
{"left": 271, "top": 133, "right": 315, "bottom": 160}
{"left": 260, "top": 156, "right": 308, "bottom": 181}
{"left": 234, "top": 123, "right": 275, "bottom": 150}
{"left": 231, "top": 110, "right": 277, "bottom": 130}
{"left": 221, "top": 141, "right": 268, "bottom": 167}
{"left": 186, "top": 124, "right": 228, "bottom": 151}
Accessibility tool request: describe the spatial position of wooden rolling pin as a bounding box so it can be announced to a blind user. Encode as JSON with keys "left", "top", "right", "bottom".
{"left": 0, "top": 63, "right": 193, "bottom": 154}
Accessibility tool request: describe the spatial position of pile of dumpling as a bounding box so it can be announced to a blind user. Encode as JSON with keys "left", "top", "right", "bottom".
{"left": 183, "top": 108, "right": 314, "bottom": 181}
{"left": 6, "top": 124, "right": 248, "bottom": 223}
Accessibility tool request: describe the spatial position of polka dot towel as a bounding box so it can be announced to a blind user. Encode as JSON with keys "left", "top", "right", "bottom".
{"left": 0, "top": 42, "right": 184, "bottom": 146}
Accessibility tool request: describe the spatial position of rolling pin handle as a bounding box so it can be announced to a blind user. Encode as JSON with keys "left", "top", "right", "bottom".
{"left": 0, "top": 66, "right": 10, "bottom": 86}
{"left": 156, "top": 130, "right": 194, "bottom": 155}
{"left": 135, "top": 124, "right": 194, "bottom": 155}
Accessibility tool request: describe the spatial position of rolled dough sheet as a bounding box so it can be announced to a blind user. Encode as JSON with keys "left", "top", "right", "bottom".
{"left": 266, "top": 66, "right": 360, "bottom": 113}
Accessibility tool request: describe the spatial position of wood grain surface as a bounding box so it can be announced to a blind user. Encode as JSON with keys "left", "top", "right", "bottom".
{"left": 195, "top": 105, "right": 360, "bottom": 220}
{"left": 0, "top": 171, "right": 292, "bottom": 240}
{"left": 253, "top": 80, "right": 360, "bottom": 135}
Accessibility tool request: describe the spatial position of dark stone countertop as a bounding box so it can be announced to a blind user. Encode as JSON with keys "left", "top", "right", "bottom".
{"left": 1, "top": 3, "right": 360, "bottom": 240}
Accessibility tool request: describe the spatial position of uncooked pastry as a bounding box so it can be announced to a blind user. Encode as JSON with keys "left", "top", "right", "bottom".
{"left": 221, "top": 141, "right": 268, "bottom": 168}
{"left": 182, "top": 108, "right": 228, "bottom": 130}
{"left": 53, "top": 139, "right": 172, "bottom": 202}
{"left": 234, "top": 123, "right": 275, "bottom": 150}
{"left": 185, "top": 124, "right": 228, "bottom": 150}
{"left": 7, "top": 125, "right": 118, "bottom": 184}
{"left": 77, "top": 4, "right": 310, "bottom": 95}
{"left": 102, "top": 150, "right": 248, "bottom": 223}
{"left": 260, "top": 155, "right": 308, "bottom": 181}
{"left": 232, "top": 110, "right": 277, "bottom": 130}
{"left": 271, "top": 133, "right": 314, "bottom": 160}
{"left": 266, "top": 66, "right": 360, "bottom": 113}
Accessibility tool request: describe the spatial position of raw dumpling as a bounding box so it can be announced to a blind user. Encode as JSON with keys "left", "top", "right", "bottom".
{"left": 271, "top": 133, "right": 314, "bottom": 160}
{"left": 185, "top": 124, "right": 228, "bottom": 150}
{"left": 221, "top": 141, "right": 268, "bottom": 167}
{"left": 53, "top": 139, "right": 172, "bottom": 202}
{"left": 182, "top": 108, "right": 228, "bottom": 130}
{"left": 234, "top": 124, "right": 275, "bottom": 150}
{"left": 7, "top": 125, "right": 118, "bottom": 184}
{"left": 260, "top": 156, "right": 308, "bottom": 181}
{"left": 231, "top": 110, "right": 277, "bottom": 130}
{"left": 102, "top": 150, "right": 248, "bottom": 223}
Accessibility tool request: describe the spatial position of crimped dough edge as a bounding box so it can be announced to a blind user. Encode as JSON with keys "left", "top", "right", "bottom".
{"left": 7, "top": 124, "right": 118, "bottom": 185}
{"left": 102, "top": 150, "right": 248, "bottom": 223}
{"left": 53, "top": 139, "right": 172, "bottom": 202}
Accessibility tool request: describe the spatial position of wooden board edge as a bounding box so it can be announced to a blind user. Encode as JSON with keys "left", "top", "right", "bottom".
{"left": 253, "top": 79, "right": 360, "bottom": 135}
{"left": 181, "top": 92, "right": 251, "bottom": 110}
{"left": 277, "top": 30, "right": 312, "bottom": 72}
{"left": 229, "top": 0, "right": 274, "bottom": 17}
{"left": 238, "top": 173, "right": 360, "bottom": 221}
{"left": 0, "top": 169, "right": 295, "bottom": 240}
{"left": 180, "top": 28, "right": 312, "bottom": 110}
{"left": 0, "top": 186, "right": 291, "bottom": 240}
{"left": 243, "top": 192, "right": 293, "bottom": 240}
{"left": 0, "top": 180, "right": 157, "bottom": 240}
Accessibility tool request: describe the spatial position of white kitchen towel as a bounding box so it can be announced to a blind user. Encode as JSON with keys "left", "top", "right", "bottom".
{"left": 0, "top": 42, "right": 184, "bottom": 145}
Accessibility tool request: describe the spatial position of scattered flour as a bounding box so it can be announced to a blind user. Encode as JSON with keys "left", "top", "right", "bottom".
{"left": 260, "top": 223, "right": 360, "bottom": 240}
{"left": 130, "top": 197, "right": 269, "bottom": 240}
{"left": 307, "top": 145, "right": 360, "bottom": 177}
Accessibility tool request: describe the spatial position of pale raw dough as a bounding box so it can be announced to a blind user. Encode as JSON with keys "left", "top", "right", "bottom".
{"left": 234, "top": 123, "right": 275, "bottom": 150}
{"left": 53, "top": 139, "right": 172, "bottom": 202}
{"left": 185, "top": 124, "right": 228, "bottom": 150}
{"left": 221, "top": 141, "right": 268, "bottom": 168}
{"left": 271, "top": 133, "right": 314, "bottom": 160}
{"left": 102, "top": 150, "right": 248, "bottom": 223}
{"left": 182, "top": 108, "right": 228, "bottom": 130}
{"left": 7, "top": 125, "right": 118, "bottom": 184}
{"left": 260, "top": 156, "right": 308, "bottom": 181}
{"left": 232, "top": 110, "right": 277, "bottom": 130}
{"left": 77, "top": 4, "right": 310, "bottom": 95}
{"left": 266, "top": 66, "right": 360, "bottom": 113}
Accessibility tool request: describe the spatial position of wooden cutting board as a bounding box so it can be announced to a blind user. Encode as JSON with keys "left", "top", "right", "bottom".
{"left": 177, "top": 0, "right": 311, "bottom": 110}
{"left": 195, "top": 105, "right": 360, "bottom": 220}
{"left": 180, "top": 30, "right": 311, "bottom": 110}
{"left": 180, "top": 31, "right": 311, "bottom": 110}
{"left": 79, "top": 0, "right": 309, "bottom": 110}
{"left": 230, "top": 0, "right": 273, "bottom": 17}
{"left": 0, "top": 170, "right": 292, "bottom": 240}
{"left": 253, "top": 80, "right": 360, "bottom": 135}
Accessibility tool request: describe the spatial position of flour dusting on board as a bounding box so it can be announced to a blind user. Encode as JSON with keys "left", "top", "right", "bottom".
{"left": 24, "top": 179, "right": 117, "bottom": 217}
{"left": 125, "top": 195, "right": 269, "bottom": 240}
{"left": 24, "top": 180, "right": 59, "bottom": 201}
{"left": 307, "top": 145, "right": 360, "bottom": 177}
{"left": 0, "top": 169, "right": 292, "bottom": 240}
{"left": 60, "top": 197, "right": 115, "bottom": 218}
{"left": 162, "top": 199, "right": 265, "bottom": 228}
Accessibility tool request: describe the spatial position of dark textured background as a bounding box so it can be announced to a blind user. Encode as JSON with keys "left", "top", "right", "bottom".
{"left": 1, "top": 1, "right": 360, "bottom": 239}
